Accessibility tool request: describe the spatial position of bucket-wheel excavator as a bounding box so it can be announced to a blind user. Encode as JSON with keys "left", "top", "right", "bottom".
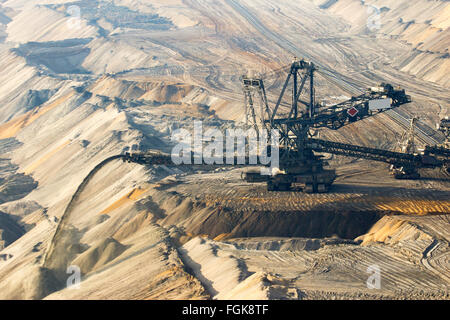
{"left": 122, "top": 58, "right": 449, "bottom": 193}
{"left": 241, "top": 59, "right": 449, "bottom": 192}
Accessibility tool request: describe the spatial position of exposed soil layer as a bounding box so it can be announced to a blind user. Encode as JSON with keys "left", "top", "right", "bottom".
{"left": 0, "top": 211, "right": 25, "bottom": 247}
{"left": 178, "top": 205, "right": 380, "bottom": 240}
{"left": 0, "top": 0, "right": 448, "bottom": 300}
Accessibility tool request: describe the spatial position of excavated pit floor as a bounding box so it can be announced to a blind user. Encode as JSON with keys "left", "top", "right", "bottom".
{"left": 151, "top": 161, "right": 449, "bottom": 299}
{"left": 156, "top": 161, "right": 450, "bottom": 242}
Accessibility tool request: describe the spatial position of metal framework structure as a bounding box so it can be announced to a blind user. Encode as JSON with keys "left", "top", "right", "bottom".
{"left": 240, "top": 58, "right": 447, "bottom": 192}
{"left": 121, "top": 59, "right": 448, "bottom": 193}
{"left": 438, "top": 117, "right": 449, "bottom": 148}
{"left": 389, "top": 117, "right": 420, "bottom": 178}
{"left": 242, "top": 77, "right": 271, "bottom": 133}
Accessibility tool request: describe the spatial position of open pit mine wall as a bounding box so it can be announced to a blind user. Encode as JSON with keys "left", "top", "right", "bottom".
{"left": 314, "top": 0, "right": 450, "bottom": 87}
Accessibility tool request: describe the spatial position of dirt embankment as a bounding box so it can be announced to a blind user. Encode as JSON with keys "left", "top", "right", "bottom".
{"left": 163, "top": 198, "right": 381, "bottom": 240}
{"left": 316, "top": 0, "right": 450, "bottom": 87}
